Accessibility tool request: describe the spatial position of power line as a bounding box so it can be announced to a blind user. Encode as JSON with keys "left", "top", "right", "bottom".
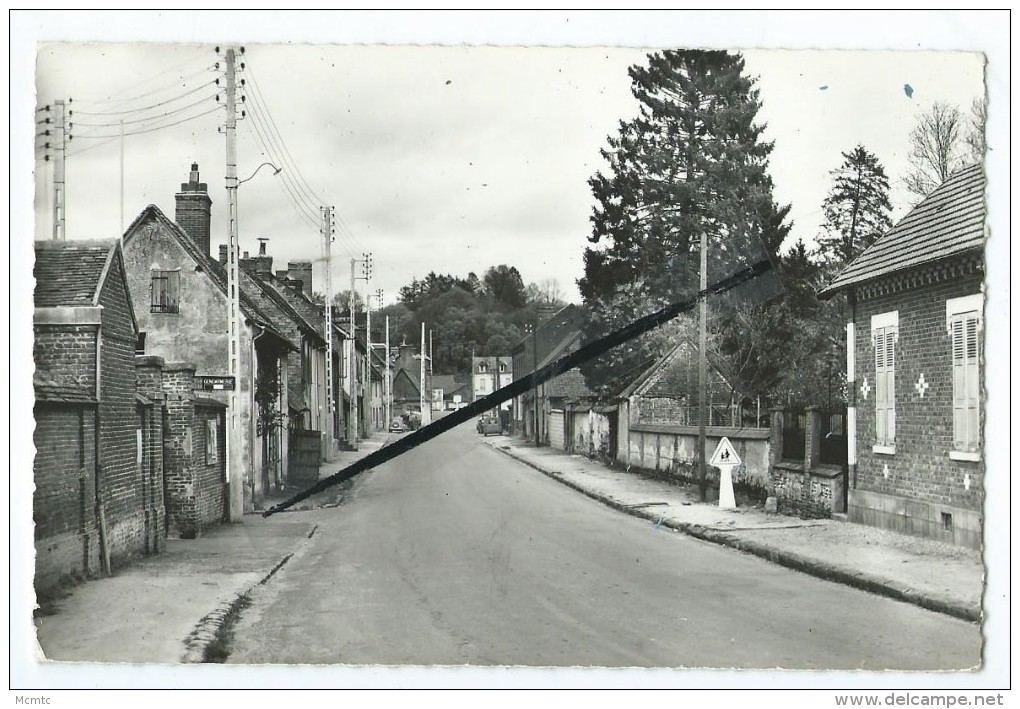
{"left": 243, "top": 67, "right": 326, "bottom": 208}
{"left": 70, "top": 102, "right": 223, "bottom": 139}
{"left": 243, "top": 99, "right": 323, "bottom": 231}
{"left": 71, "top": 91, "right": 219, "bottom": 128}
{"left": 72, "top": 78, "right": 218, "bottom": 118}
{"left": 72, "top": 54, "right": 213, "bottom": 107}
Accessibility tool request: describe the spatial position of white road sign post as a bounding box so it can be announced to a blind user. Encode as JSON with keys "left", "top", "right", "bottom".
{"left": 710, "top": 436, "right": 741, "bottom": 511}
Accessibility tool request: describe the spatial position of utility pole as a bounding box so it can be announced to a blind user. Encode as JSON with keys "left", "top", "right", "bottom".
{"left": 348, "top": 258, "right": 358, "bottom": 448}
{"left": 52, "top": 99, "right": 67, "bottom": 241}
{"left": 385, "top": 315, "right": 391, "bottom": 429}
{"left": 420, "top": 321, "right": 427, "bottom": 425}
{"left": 224, "top": 47, "right": 244, "bottom": 521}
{"left": 361, "top": 253, "right": 373, "bottom": 434}
{"left": 323, "top": 206, "right": 335, "bottom": 454}
{"left": 698, "top": 228, "right": 708, "bottom": 502}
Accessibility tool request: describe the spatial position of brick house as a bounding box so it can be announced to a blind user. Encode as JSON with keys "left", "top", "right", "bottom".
{"left": 510, "top": 304, "right": 590, "bottom": 445}
{"left": 33, "top": 239, "right": 163, "bottom": 589}
{"left": 818, "top": 164, "right": 985, "bottom": 548}
{"left": 122, "top": 164, "right": 296, "bottom": 515}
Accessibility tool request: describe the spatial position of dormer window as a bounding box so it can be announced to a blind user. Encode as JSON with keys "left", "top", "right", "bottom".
{"left": 478, "top": 362, "right": 487, "bottom": 373}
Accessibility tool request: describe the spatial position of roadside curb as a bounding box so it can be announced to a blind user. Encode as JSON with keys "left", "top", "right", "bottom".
{"left": 179, "top": 526, "right": 317, "bottom": 663}
{"left": 488, "top": 441, "right": 981, "bottom": 624}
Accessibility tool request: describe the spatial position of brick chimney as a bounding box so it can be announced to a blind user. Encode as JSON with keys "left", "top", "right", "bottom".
{"left": 240, "top": 238, "right": 273, "bottom": 275}
{"left": 175, "top": 163, "right": 212, "bottom": 256}
{"left": 218, "top": 244, "right": 228, "bottom": 265}
{"left": 287, "top": 261, "right": 312, "bottom": 296}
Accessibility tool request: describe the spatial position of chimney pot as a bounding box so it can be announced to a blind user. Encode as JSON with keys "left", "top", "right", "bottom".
{"left": 176, "top": 163, "right": 212, "bottom": 256}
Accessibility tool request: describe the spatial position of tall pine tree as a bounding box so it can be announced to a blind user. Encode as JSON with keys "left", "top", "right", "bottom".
{"left": 817, "top": 145, "right": 892, "bottom": 267}
{"left": 578, "top": 49, "right": 789, "bottom": 396}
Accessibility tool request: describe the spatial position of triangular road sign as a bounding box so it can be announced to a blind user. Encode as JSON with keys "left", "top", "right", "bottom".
{"left": 710, "top": 436, "right": 741, "bottom": 467}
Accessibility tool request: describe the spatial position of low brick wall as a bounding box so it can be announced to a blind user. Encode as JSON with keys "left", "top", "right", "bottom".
{"left": 770, "top": 463, "right": 844, "bottom": 519}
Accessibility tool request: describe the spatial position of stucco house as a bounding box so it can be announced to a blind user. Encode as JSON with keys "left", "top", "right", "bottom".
{"left": 122, "top": 165, "right": 296, "bottom": 515}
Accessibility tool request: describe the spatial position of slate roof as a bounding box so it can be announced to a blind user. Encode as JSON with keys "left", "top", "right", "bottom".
{"left": 34, "top": 239, "right": 119, "bottom": 308}
{"left": 819, "top": 164, "right": 986, "bottom": 298}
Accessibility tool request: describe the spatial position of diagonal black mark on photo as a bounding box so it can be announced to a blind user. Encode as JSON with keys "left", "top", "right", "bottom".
{"left": 264, "top": 254, "right": 779, "bottom": 517}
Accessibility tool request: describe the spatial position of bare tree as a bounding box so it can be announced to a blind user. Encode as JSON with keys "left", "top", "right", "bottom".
{"left": 963, "top": 97, "right": 987, "bottom": 166}
{"left": 904, "top": 101, "right": 965, "bottom": 200}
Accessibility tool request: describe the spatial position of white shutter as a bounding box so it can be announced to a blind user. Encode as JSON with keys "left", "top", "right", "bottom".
{"left": 873, "top": 325, "right": 896, "bottom": 446}
{"left": 875, "top": 328, "right": 887, "bottom": 444}
{"left": 885, "top": 328, "right": 896, "bottom": 444}
{"left": 952, "top": 313, "right": 981, "bottom": 452}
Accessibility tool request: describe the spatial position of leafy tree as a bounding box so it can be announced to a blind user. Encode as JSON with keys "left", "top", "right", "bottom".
{"left": 482, "top": 265, "right": 527, "bottom": 310}
{"left": 578, "top": 49, "right": 790, "bottom": 397}
{"left": 905, "top": 101, "right": 966, "bottom": 201}
{"left": 334, "top": 289, "right": 365, "bottom": 313}
{"left": 817, "top": 145, "right": 893, "bottom": 267}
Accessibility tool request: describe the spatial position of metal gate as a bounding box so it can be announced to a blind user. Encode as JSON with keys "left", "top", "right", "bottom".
{"left": 782, "top": 410, "right": 806, "bottom": 461}
{"left": 290, "top": 429, "right": 322, "bottom": 486}
{"left": 819, "top": 409, "right": 848, "bottom": 466}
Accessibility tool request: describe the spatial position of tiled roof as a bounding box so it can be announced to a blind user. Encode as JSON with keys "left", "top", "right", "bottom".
{"left": 619, "top": 339, "right": 729, "bottom": 400}
{"left": 432, "top": 374, "right": 469, "bottom": 396}
{"left": 34, "top": 240, "right": 119, "bottom": 307}
{"left": 546, "top": 368, "right": 593, "bottom": 399}
{"left": 819, "top": 164, "right": 986, "bottom": 298}
{"left": 250, "top": 274, "right": 327, "bottom": 346}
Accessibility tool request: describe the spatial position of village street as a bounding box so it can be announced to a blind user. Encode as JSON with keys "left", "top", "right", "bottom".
{"left": 224, "top": 420, "right": 980, "bottom": 669}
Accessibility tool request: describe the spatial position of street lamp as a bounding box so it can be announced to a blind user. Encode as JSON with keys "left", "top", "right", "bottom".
{"left": 238, "top": 161, "right": 283, "bottom": 185}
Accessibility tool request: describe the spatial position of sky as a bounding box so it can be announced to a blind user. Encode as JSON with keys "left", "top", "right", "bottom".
{"left": 26, "top": 17, "right": 990, "bottom": 308}
{"left": 10, "top": 10, "right": 1012, "bottom": 692}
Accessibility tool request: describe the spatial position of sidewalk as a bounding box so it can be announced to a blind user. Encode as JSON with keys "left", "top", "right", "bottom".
{"left": 33, "top": 433, "right": 392, "bottom": 664}
{"left": 483, "top": 434, "right": 984, "bottom": 623}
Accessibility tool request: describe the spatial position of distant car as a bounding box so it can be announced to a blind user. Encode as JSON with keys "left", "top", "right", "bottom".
{"left": 478, "top": 416, "right": 501, "bottom": 437}
{"left": 389, "top": 418, "right": 407, "bottom": 433}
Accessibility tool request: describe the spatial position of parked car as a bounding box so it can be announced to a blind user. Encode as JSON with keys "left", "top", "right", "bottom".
{"left": 477, "top": 416, "right": 501, "bottom": 436}
{"left": 389, "top": 418, "right": 407, "bottom": 433}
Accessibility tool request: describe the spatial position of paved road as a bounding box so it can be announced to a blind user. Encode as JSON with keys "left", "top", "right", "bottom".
{"left": 227, "top": 420, "right": 982, "bottom": 669}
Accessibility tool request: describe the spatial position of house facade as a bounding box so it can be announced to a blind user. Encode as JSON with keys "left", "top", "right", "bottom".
{"left": 511, "top": 304, "right": 588, "bottom": 445}
{"left": 122, "top": 165, "right": 296, "bottom": 515}
{"left": 33, "top": 240, "right": 163, "bottom": 589}
{"left": 819, "top": 164, "right": 986, "bottom": 548}
{"left": 471, "top": 356, "right": 512, "bottom": 406}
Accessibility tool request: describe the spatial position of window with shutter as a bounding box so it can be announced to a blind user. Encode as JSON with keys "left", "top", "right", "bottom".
{"left": 150, "top": 269, "right": 181, "bottom": 313}
{"left": 950, "top": 311, "right": 981, "bottom": 453}
{"left": 874, "top": 326, "right": 897, "bottom": 446}
{"left": 871, "top": 311, "right": 898, "bottom": 452}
